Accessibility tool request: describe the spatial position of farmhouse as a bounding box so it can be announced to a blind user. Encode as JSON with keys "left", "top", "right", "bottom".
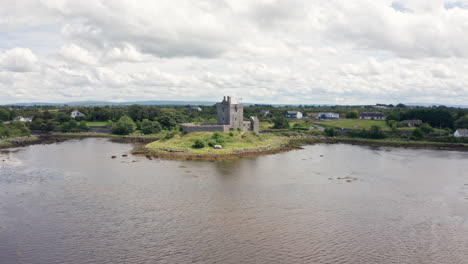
{"left": 261, "top": 110, "right": 272, "bottom": 118}
{"left": 454, "top": 129, "right": 468, "bottom": 137}
{"left": 188, "top": 106, "right": 202, "bottom": 112}
{"left": 181, "top": 96, "right": 259, "bottom": 133}
{"left": 318, "top": 112, "right": 339, "bottom": 120}
{"left": 71, "top": 110, "right": 85, "bottom": 118}
{"left": 285, "top": 111, "right": 303, "bottom": 119}
{"left": 401, "top": 120, "right": 422, "bottom": 127}
{"left": 360, "top": 112, "right": 386, "bottom": 120}
{"left": 13, "top": 116, "right": 32, "bottom": 122}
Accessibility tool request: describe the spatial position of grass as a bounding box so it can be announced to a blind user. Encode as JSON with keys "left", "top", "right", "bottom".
{"left": 86, "top": 121, "right": 109, "bottom": 127}
{"left": 146, "top": 131, "right": 288, "bottom": 155}
{"left": 315, "top": 119, "right": 389, "bottom": 130}
{"left": 259, "top": 120, "right": 316, "bottom": 131}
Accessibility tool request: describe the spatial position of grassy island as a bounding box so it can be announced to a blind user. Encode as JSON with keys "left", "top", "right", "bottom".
{"left": 143, "top": 131, "right": 290, "bottom": 159}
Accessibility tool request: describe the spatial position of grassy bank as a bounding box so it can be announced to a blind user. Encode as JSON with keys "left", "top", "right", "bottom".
{"left": 85, "top": 121, "right": 109, "bottom": 127}
{"left": 0, "top": 136, "right": 41, "bottom": 149}
{"left": 145, "top": 131, "right": 289, "bottom": 156}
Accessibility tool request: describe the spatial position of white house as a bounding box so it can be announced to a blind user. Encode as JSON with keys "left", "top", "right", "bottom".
{"left": 360, "top": 112, "right": 386, "bottom": 120}
{"left": 401, "top": 120, "right": 422, "bottom": 127}
{"left": 188, "top": 106, "right": 202, "bottom": 112}
{"left": 13, "top": 116, "right": 32, "bottom": 122}
{"left": 454, "top": 129, "right": 468, "bottom": 137}
{"left": 71, "top": 110, "right": 85, "bottom": 118}
{"left": 285, "top": 111, "right": 303, "bottom": 119}
{"left": 318, "top": 112, "right": 340, "bottom": 120}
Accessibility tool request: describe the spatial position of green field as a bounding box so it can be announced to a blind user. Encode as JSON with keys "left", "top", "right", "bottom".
{"left": 85, "top": 121, "right": 109, "bottom": 127}
{"left": 315, "top": 119, "right": 389, "bottom": 130}
{"left": 146, "top": 131, "right": 288, "bottom": 154}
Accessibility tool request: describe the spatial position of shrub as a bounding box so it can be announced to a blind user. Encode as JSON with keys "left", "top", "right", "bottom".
{"left": 140, "top": 119, "right": 162, "bottom": 134}
{"left": 345, "top": 110, "right": 359, "bottom": 119}
{"left": 367, "top": 125, "right": 386, "bottom": 139}
{"left": 411, "top": 128, "right": 424, "bottom": 140}
{"left": 419, "top": 123, "right": 434, "bottom": 134}
{"left": 192, "top": 139, "right": 205, "bottom": 149}
{"left": 112, "top": 116, "right": 136, "bottom": 135}
{"left": 207, "top": 132, "right": 226, "bottom": 147}
{"left": 272, "top": 117, "right": 290, "bottom": 129}
{"left": 324, "top": 127, "right": 337, "bottom": 137}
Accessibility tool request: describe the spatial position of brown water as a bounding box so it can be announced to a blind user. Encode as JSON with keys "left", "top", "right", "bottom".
{"left": 1, "top": 138, "right": 467, "bottom": 264}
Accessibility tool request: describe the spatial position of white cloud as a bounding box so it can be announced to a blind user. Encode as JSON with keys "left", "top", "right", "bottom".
{"left": 1, "top": 0, "right": 468, "bottom": 105}
{"left": 59, "top": 44, "right": 97, "bottom": 65}
{"left": 0, "top": 48, "right": 37, "bottom": 72}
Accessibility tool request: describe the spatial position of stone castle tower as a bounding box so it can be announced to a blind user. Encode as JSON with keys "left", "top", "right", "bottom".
{"left": 180, "top": 96, "right": 259, "bottom": 133}
{"left": 216, "top": 96, "right": 244, "bottom": 129}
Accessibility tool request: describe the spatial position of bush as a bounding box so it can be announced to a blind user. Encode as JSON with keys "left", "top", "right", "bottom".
{"left": 324, "top": 127, "right": 337, "bottom": 137}
{"left": 164, "top": 130, "right": 179, "bottom": 139}
{"left": 272, "top": 117, "right": 290, "bottom": 129}
{"left": 0, "top": 122, "right": 30, "bottom": 139}
{"left": 367, "top": 125, "right": 386, "bottom": 139}
{"left": 345, "top": 110, "right": 359, "bottom": 119}
{"left": 208, "top": 132, "right": 226, "bottom": 147}
{"left": 419, "top": 123, "right": 434, "bottom": 134}
{"left": 140, "top": 119, "right": 162, "bottom": 134}
{"left": 192, "top": 139, "right": 205, "bottom": 149}
{"left": 112, "top": 116, "right": 136, "bottom": 135}
{"left": 411, "top": 128, "right": 424, "bottom": 140}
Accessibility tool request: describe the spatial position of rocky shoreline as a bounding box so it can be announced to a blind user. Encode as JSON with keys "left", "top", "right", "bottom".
{"left": 132, "top": 143, "right": 297, "bottom": 160}
{"left": 2, "top": 134, "right": 468, "bottom": 160}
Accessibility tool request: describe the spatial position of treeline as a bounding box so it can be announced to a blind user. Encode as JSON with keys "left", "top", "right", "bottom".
{"left": 0, "top": 122, "right": 30, "bottom": 139}
{"left": 3, "top": 103, "right": 468, "bottom": 132}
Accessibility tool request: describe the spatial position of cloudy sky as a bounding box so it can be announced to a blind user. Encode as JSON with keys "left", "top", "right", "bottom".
{"left": 1, "top": 0, "right": 468, "bottom": 105}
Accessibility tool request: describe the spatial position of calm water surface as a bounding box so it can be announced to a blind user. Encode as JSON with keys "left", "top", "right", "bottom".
{"left": 1, "top": 138, "right": 467, "bottom": 264}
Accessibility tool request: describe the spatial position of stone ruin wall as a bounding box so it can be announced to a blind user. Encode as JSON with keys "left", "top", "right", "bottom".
{"left": 180, "top": 123, "right": 229, "bottom": 133}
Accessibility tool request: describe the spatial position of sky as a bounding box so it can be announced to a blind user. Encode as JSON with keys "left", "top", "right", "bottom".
{"left": 1, "top": 0, "right": 468, "bottom": 105}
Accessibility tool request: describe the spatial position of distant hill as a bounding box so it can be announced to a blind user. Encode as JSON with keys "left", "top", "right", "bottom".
{"left": 4, "top": 100, "right": 468, "bottom": 108}
{"left": 6, "top": 100, "right": 219, "bottom": 107}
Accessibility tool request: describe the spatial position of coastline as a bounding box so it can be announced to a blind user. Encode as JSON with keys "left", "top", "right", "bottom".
{"left": 2, "top": 133, "right": 468, "bottom": 159}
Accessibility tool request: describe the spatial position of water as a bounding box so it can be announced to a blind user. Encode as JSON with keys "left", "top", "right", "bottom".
{"left": 1, "top": 138, "right": 467, "bottom": 264}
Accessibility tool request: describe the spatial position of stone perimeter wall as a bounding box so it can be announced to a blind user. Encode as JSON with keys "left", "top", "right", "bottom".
{"left": 180, "top": 123, "right": 229, "bottom": 133}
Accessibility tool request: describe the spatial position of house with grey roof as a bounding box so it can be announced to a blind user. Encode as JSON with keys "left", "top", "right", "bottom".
{"left": 285, "top": 111, "right": 303, "bottom": 119}
{"left": 71, "top": 110, "right": 85, "bottom": 118}
{"left": 401, "top": 119, "right": 422, "bottom": 127}
{"left": 360, "top": 112, "right": 386, "bottom": 120}
{"left": 454, "top": 129, "right": 468, "bottom": 137}
{"left": 318, "top": 112, "right": 339, "bottom": 120}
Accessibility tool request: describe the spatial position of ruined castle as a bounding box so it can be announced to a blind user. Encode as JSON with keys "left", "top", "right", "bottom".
{"left": 181, "top": 96, "right": 259, "bottom": 133}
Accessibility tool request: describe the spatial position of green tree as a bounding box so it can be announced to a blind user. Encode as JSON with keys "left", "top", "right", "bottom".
{"left": 272, "top": 117, "right": 290, "bottom": 129}
{"left": 345, "top": 110, "right": 359, "bottom": 119}
{"left": 324, "top": 127, "right": 337, "bottom": 137}
{"left": 128, "top": 104, "right": 148, "bottom": 121}
{"left": 412, "top": 128, "right": 424, "bottom": 139}
{"left": 112, "top": 116, "right": 136, "bottom": 135}
{"left": 419, "top": 123, "right": 434, "bottom": 134}
{"left": 140, "top": 119, "right": 162, "bottom": 134}
{"left": 455, "top": 115, "right": 468, "bottom": 129}
{"left": 0, "top": 109, "right": 10, "bottom": 121}
{"left": 368, "top": 125, "right": 386, "bottom": 139}
{"left": 78, "top": 121, "right": 89, "bottom": 131}
{"left": 386, "top": 112, "right": 400, "bottom": 122}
